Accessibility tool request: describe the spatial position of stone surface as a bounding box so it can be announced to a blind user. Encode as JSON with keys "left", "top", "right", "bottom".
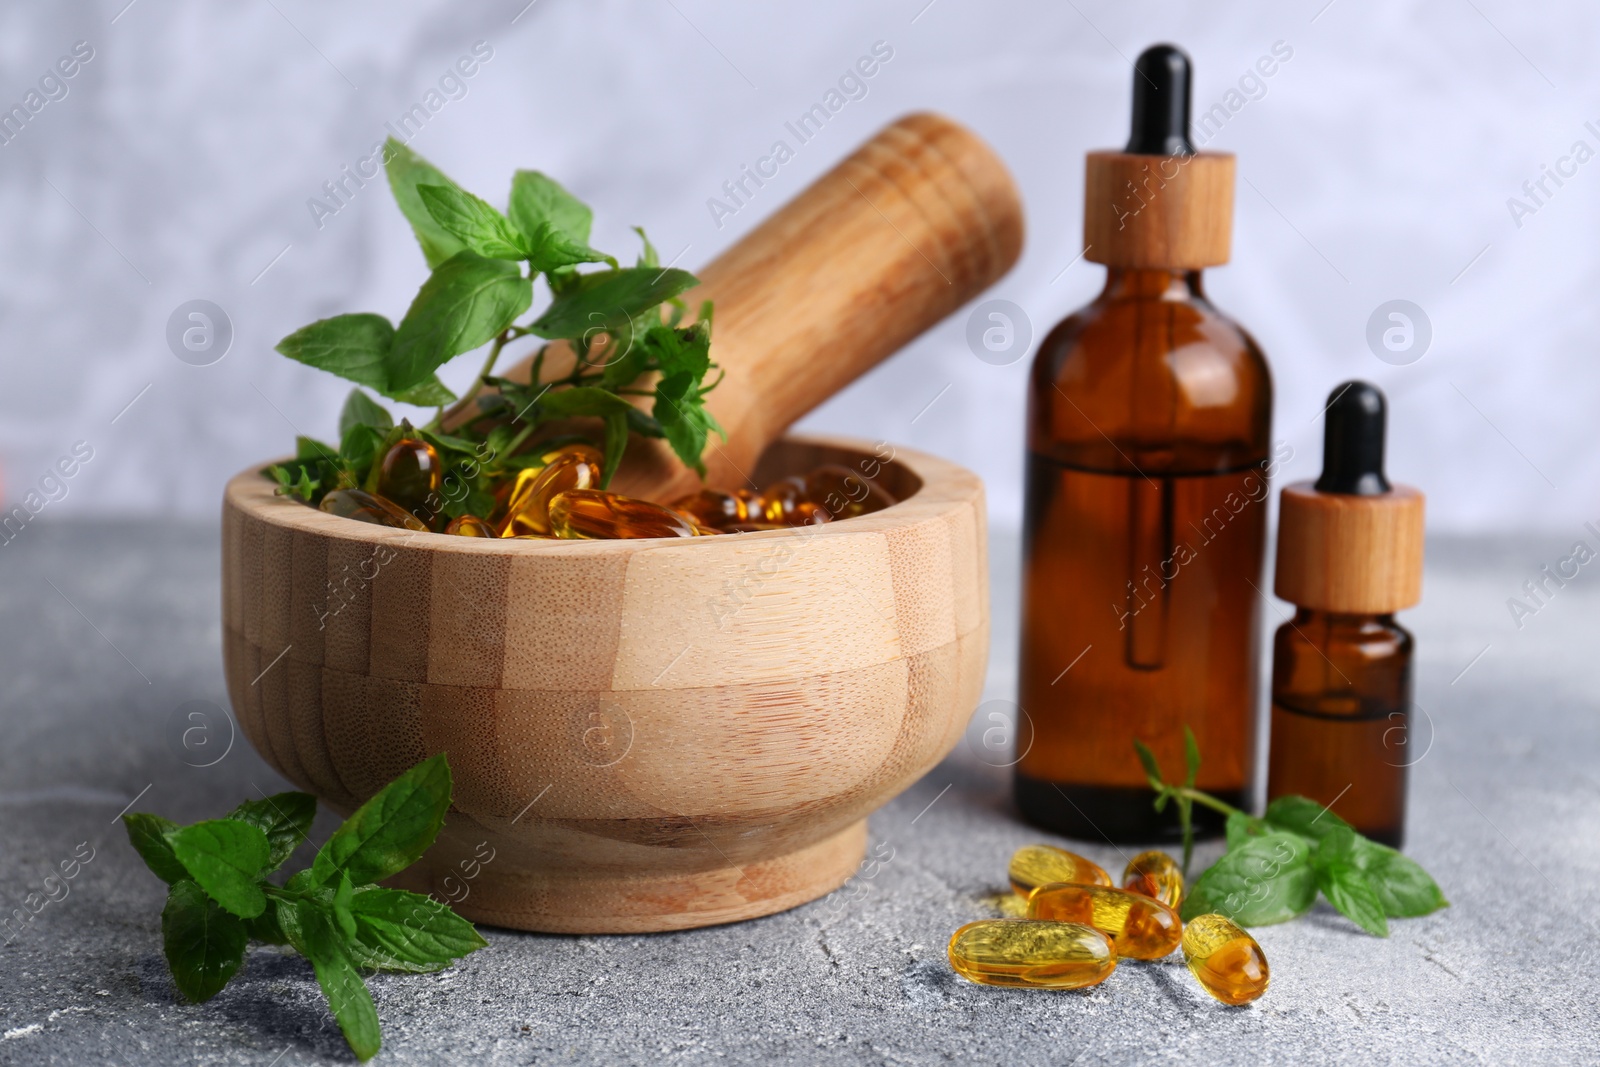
{"left": 0, "top": 521, "right": 1596, "bottom": 1065}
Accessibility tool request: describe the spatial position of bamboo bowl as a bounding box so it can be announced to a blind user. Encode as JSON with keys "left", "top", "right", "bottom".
{"left": 221, "top": 435, "right": 987, "bottom": 933}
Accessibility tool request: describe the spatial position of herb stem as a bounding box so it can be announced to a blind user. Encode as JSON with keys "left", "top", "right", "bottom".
{"left": 435, "top": 327, "right": 515, "bottom": 428}
{"left": 1171, "top": 786, "right": 1243, "bottom": 818}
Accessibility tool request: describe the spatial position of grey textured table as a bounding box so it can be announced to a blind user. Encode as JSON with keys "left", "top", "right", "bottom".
{"left": 2, "top": 522, "right": 1596, "bottom": 1065}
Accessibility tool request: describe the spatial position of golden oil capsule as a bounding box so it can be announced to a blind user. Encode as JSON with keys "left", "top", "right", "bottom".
{"left": 723, "top": 522, "right": 789, "bottom": 533}
{"left": 1123, "top": 850, "right": 1185, "bottom": 908}
{"left": 491, "top": 448, "right": 563, "bottom": 517}
{"left": 732, "top": 488, "right": 760, "bottom": 516}
{"left": 757, "top": 476, "right": 807, "bottom": 524}
{"left": 549, "top": 489, "right": 698, "bottom": 540}
{"left": 1026, "top": 884, "right": 1182, "bottom": 960}
{"left": 500, "top": 444, "right": 603, "bottom": 537}
{"left": 1182, "top": 913, "right": 1269, "bottom": 1006}
{"left": 783, "top": 500, "right": 832, "bottom": 527}
{"left": 672, "top": 489, "right": 752, "bottom": 529}
{"left": 443, "top": 514, "right": 495, "bottom": 537}
{"left": 319, "top": 488, "right": 428, "bottom": 532}
{"left": 947, "top": 920, "right": 1116, "bottom": 990}
{"left": 802, "top": 463, "right": 896, "bottom": 519}
{"left": 1008, "top": 845, "right": 1113, "bottom": 897}
{"left": 376, "top": 437, "right": 442, "bottom": 520}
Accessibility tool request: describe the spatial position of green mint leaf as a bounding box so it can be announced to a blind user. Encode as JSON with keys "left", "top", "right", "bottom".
{"left": 294, "top": 469, "right": 320, "bottom": 500}
{"left": 340, "top": 424, "right": 386, "bottom": 478}
{"left": 414, "top": 426, "right": 482, "bottom": 457}
{"left": 1224, "top": 810, "right": 1273, "bottom": 850}
{"left": 310, "top": 753, "right": 451, "bottom": 888}
{"left": 595, "top": 333, "right": 649, "bottom": 392}
{"left": 529, "top": 267, "right": 698, "bottom": 340}
{"left": 339, "top": 389, "right": 393, "bottom": 439}
{"left": 384, "top": 137, "right": 467, "bottom": 269}
{"left": 1183, "top": 725, "right": 1201, "bottom": 788}
{"left": 391, "top": 375, "right": 457, "bottom": 406}
{"left": 642, "top": 321, "right": 712, "bottom": 380}
{"left": 264, "top": 457, "right": 335, "bottom": 503}
{"left": 508, "top": 169, "right": 593, "bottom": 247}
{"left": 632, "top": 225, "right": 660, "bottom": 268}
{"left": 244, "top": 905, "right": 290, "bottom": 946}
{"left": 333, "top": 872, "right": 359, "bottom": 942}
{"left": 595, "top": 340, "right": 649, "bottom": 395}
{"left": 227, "top": 792, "right": 316, "bottom": 872}
{"left": 417, "top": 184, "right": 529, "bottom": 261}
{"left": 1319, "top": 862, "right": 1391, "bottom": 936}
{"left": 1314, "top": 827, "right": 1390, "bottom": 936}
{"left": 653, "top": 372, "right": 722, "bottom": 478}
{"left": 296, "top": 435, "right": 339, "bottom": 464}
{"left": 165, "top": 819, "right": 272, "bottom": 919}
{"left": 285, "top": 868, "right": 318, "bottom": 895}
{"left": 289, "top": 900, "right": 383, "bottom": 1062}
{"left": 1132, "top": 739, "right": 1164, "bottom": 789}
{"left": 505, "top": 170, "right": 612, "bottom": 273}
{"left": 123, "top": 813, "right": 190, "bottom": 885}
{"left": 277, "top": 313, "right": 396, "bottom": 395}
{"left": 1263, "top": 795, "right": 1353, "bottom": 843}
{"left": 1181, "top": 832, "right": 1316, "bottom": 926}
{"left": 346, "top": 887, "right": 488, "bottom": 973}
{"left": 389, "top": 252, "right": 532, "bottom": 393}
{"left": 537, "top": 385, "right": 634, "bottom": 419}
{"left": 600, "top": 411, "right": 629, "bottom": 490}
{"left": 520, "top": 221, "right": 615, "bottom": 274}
{"left": 1351, "top": 838, "right": 1449, "bottom": 918}
{"left": 161, "top": 879, "right": 248, "bottom": 1003}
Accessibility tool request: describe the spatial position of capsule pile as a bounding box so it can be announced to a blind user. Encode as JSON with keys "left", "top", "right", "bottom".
{"left": 946, "top": 844, "right": 1270, "bottom": 1005}
{"left": 311, "top": 439, "right": 897, "bottom": 540}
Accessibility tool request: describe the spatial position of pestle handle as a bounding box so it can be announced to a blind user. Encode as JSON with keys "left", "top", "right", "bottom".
{"left": 496, "top": 112, "right": 1024, "bottom": 501}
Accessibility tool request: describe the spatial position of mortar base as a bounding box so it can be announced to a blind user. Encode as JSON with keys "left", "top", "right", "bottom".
{"left": 393, "top": 820, "right": 869, "bottom": 934}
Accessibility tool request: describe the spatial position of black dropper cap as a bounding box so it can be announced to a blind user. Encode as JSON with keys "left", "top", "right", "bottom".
{"left": 1315, "top": 381, "right": 1391, "bottom": 496}
{"left": 1125, "top": 44, "right": 1196, "bottom": 157}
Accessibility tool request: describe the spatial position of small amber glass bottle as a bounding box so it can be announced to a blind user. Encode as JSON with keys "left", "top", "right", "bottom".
{"left": 1016, "top": 45, "right": 1275, "bottom": 841}
{"left": 1267, "top": 382, "right": 1424, "bottom": 848}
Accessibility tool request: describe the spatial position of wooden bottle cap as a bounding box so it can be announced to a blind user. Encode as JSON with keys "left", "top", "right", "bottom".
{"left": 1083, "top": 150, "right": 1234, "bottom": 269}
{"left": 1274, "top": 482, "right": 1425, "bottom": 614}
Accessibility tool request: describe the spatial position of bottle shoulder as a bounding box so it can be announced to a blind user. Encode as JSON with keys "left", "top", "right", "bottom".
{"left": 1033, "top": 292, "right": 1271, "bottom": 385}
{"left": 1027, "top": 286, "right": 1273, "bottom": 473}
{"left": 1273, "top": 612, "right": 1413, "bottom": 664}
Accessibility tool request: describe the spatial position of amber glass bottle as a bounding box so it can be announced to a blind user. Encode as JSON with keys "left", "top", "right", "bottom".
{"left": 1267, "top": 611, "right": 1412, "bottom": 847}
{"left": 1016, "top": 45, "right": 1274, "bottom": 841}
{"left": 1267, "top": 382, "right": 1424, "bottom": 848}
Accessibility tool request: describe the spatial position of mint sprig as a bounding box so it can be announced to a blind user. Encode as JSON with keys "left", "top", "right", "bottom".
{"left": 1136, "top": 734, "right": 1448, "bottom": 935}
{"left": 266, "top": 138, "right": 723, "bottom": 509}
{"left": 122, "top": 755, "right": 486, "bottom": 1062}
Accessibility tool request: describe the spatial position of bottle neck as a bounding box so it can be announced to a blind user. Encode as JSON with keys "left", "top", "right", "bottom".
{"left": 1292, "top": 607, "right": 1401, "bottom": 629}
{"left": 1099, "top": 267, "right": 1206, "bottom": 301}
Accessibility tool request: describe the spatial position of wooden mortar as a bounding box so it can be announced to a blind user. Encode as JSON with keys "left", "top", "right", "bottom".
{"left": 223, "top": 436, "right": 987, "bottom": 932}
{"left": 223, "top": 113, "right": 1019, "bottom": 931}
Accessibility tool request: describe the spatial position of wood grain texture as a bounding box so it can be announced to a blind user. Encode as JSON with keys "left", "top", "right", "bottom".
{"left": 1274, "top": 482, "right": 1425, "bottom": 614}
{"left": 474, "top": 112, "right": 1024, "bottom": 503}
{"left": 1083, "top": 151, "right": 1234, "bottom": 269}
{"left": 222, "top": 436, "right": 988, "bottom": 933}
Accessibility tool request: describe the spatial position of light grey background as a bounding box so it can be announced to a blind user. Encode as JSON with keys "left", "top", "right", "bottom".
{"left": 1, "top": 0, "right": 1594, "bottom": 534}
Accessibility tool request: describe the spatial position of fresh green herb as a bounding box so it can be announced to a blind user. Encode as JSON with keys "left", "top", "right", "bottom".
{"left": 122, "top": 755, "right": 485, "bottom": 1062}
{"left": 265, "top": 137, "right": 723, "bottom": 513}
{"left": 1136, "top": 732, "right": 1448, "bottom": 936}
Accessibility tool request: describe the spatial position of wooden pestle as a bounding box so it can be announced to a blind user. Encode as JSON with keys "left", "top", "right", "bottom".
{"left": 479, "top": 112, "right": 1024, "bottom": 502}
